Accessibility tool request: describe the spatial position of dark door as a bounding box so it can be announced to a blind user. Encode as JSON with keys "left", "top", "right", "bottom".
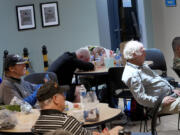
{"left": 107, "top": 0, "right": 121, "bottom": 51}
{"left": 108, "top": 0, "right": 140, "bottom": 50}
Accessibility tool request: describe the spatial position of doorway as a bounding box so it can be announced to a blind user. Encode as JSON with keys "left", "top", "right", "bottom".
{"left": 108, "top": 0, "right": 141, "bottom": 50}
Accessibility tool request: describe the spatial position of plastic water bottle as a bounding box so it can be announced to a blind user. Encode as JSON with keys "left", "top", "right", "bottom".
{"left": 44, "top": 74, "right": 50, "bottom": 82}
{"left": 95, "top": 53, "right": 101, "bottom": 66}
{"left": 114, "top": 48, "right": 122, "bottom": 67}
{"left": 80, "top": 85, "right": 87, "bottom": 106}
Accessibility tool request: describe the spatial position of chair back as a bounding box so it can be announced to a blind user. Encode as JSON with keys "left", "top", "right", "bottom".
{"left": 108, "top": 67, "right": 132, "bottom": 98}
{"left": 23, "top": 72, "right": 57, "bottom": 84}
{"left": 172, "top": 68, "right": 180, "bottom": 77}
{"left": 145, "top": 48, "right": 167, "bottom": 76}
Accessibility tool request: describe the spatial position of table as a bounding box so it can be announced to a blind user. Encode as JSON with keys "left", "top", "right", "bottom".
{"left": 74, "top": 66, "right": 108, "bottom": 95}
{"left": 68, "top": 103, "right": 121, "bottom": 127}
{"left": 0, "top": 109, "right": 39, "bottom": 134}
{"left": 74, "top": 66, "right": 109, "bottom": 85}
{"left": 0, "top": 103, "right": 121, "bottom": 134}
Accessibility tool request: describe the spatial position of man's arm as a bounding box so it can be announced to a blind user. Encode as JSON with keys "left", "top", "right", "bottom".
{"left": 73, "top": 58, "right": 94, "bottom": 71}
{"left": 23, "top": 84, "right": 41, "bottom": 106}
{"left": 2, "top": 84, "right": 23, "bottom": 105}
{"left": 63, "top": 116, "right": 92, "bottom": 135}
{"left": 125, "top": 75, "right": 158, "bottom": 108}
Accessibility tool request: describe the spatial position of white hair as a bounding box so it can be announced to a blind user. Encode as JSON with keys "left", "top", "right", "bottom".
{"left": 123, "top": 40, "right": 144, "bottom": 60}
{"left": 75, "top": 48, "right": 90, "bottom": 60}
{"left": 76, "top": 47, "right": 89, "bottom": 55}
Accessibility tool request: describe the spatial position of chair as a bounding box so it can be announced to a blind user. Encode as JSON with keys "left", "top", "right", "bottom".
{"left": 149, "top": 94, "right": 165, "bottom": 135}
{"left": 107, "top": 67, "right": 132, "bottom": 108}
{"left": 107, "top": 67, "right": 132, "bottom": 98}
{"left": 126, "top": 96, "right": 165, "bottom": 135}
{"left": 173, "top": 68, "right": 180, "bottom": 77}
{"left": 23, "top": 72, "right": 57, "bottom": 84}
{"left": 172, "top": 68, "right": 180, "bottom": 130}
{"left": 145, "top": 48, "right": 177, "bottom": 87}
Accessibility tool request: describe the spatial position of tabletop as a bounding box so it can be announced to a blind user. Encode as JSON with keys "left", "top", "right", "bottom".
{"left": 0, "top": 109, "right": 40, "bottom": 133}
{"left": 68, "top": 103, "right": 121, "bottom": 127}
{"left": 0, "top": 103, "right": 121, "bottom": 133}
{"left": 74, "top": 60, "right": 153, "bottom": 76}
{"left": 74, "top": 66, "right": 108, "bottom": 76}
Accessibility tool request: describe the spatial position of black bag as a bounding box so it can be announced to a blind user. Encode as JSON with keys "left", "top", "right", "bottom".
{"left": 127, "top": 98, "right": 147, "bottom": 121}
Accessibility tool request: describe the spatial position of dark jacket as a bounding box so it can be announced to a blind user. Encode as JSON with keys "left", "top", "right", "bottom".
{"left": 0, "top": 76, "right": 38, "bottom": 105}
{"left": 48, "top": 52, "right": 94, "bottom": 85}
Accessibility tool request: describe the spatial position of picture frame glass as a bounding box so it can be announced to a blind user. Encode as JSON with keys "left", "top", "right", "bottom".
{"left": 16, "top": 5, "right": 36, "bottom": 30}
{"left": 41, "top": 2, "right": 59, "bottom": 27}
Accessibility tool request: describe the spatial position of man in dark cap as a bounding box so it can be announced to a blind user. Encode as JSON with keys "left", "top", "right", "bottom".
{"left": 32, "top": 81, "right": 122, "bottom": 135}
{"left": 0, "top": 54, "right": 38, "bottom": 105}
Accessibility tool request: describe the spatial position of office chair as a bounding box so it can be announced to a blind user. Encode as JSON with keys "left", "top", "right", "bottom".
{"left": 107, "top": 67, "right": 132, "bottom": 111}
{"left": 145, "top": 48, "right": 177, "bottom": 87}
{"left": 173, "top": 68, "right": 180, "bottom": 77}
{"left": 23, "top": 72, "right": 57, "bottom": 84}
{"left": 108, "top": 67, "right": 132, "bottom": 97}
{"left": 172, "top": 68, "right": 180, "bottom": 130}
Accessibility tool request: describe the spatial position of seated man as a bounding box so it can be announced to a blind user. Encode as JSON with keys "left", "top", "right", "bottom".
{"left": 122, "top": 40, "right": 180, "bottom": 114}
{"left": 48, "top": 48, "right": 94, "bottom": 102}
{"left": 172, "top": 37, "right": 180, "bottom": 69}
{"left": 32, "top": 81, "right": 122, "bottom": 135}
{"left": 0, "top": 54, "right": 39, "bottom": 106}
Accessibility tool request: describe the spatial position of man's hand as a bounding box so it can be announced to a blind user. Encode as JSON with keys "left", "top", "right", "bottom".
{"left": 162, "top": 96, "right": 176, "bottom": 106}
{"left": 173, "top": 89, "right": 180, "bottom": 96}
{"left": 92, "top": 131, "right": 101, "bottom": 135}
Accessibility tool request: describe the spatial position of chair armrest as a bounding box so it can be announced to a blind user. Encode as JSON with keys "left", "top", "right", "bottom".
{"left": 151, "top": 94, "right": 166, "bottom": 135}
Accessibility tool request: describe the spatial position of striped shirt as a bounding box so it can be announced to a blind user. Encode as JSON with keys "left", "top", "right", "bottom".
{"left": 32, "top": 109, "right": 92, "bottom": 135}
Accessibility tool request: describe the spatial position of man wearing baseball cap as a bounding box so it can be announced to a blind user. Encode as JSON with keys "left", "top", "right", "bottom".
{"left": 0, "top": 54, "right": 38, "bottom": 105}
{"left": 32, "top": 81, "right": 122, "bottom": 135}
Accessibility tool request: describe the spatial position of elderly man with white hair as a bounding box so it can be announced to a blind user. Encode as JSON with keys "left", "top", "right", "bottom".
{"left": 48, "top": 48, "right": 94, "bottom": 102}
{"left": 122, "top": 40, "right": 180, "bottom": 114}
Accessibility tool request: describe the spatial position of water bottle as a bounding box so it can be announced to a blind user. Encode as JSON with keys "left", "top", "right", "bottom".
{"left": 80, "top": 85, "right": 87, "bottom": 106}
{"left": 114, "top": 48, "right": 122, "bottom": 67}
{"left": 95, "top": 53, "right": 101, "bottom": 66}
{"left": 118, "top": 130, "right": 124, "bottom": 135}
{"left": 44, "top": 73, "right": 50, "bottom": 82}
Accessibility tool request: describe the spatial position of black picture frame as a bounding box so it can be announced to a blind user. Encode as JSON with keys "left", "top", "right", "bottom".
{"left": 40, "top": 2, "right": 60, "bottom": 27}
{"left": 16, "top": 4, "right": 36, "bottom": 31}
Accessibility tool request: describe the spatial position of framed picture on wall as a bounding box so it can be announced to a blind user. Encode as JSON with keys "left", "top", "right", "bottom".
{"left": 16, "top": 4, "right": 36, "bottom": 31}
{"left": 40, "top": 2, "right": 60, "bottom": 27}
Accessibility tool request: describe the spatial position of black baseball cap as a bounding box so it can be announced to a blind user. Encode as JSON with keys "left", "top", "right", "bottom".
{"left": 37, "top": 81, "right": 69, "bottom": 102}
{"left": 4, "top": 54, "right": 27, "bottom": 71}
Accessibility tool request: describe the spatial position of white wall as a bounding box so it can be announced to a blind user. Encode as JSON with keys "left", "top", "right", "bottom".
{"left": 137, "top": 0, "right": 154, "bottom": 49}
{"left": 0, "top": 0, "right": 100, "bottom": 75}
{"left": 96, "top": 0, "right": 111, "bottom": 49}
{"left": 151, "top": 0, "right": 180, "bottom": 80}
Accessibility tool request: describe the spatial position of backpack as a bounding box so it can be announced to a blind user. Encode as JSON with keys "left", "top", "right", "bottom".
{"left": 125, "top": 98, "right": 147, "bottom": 121}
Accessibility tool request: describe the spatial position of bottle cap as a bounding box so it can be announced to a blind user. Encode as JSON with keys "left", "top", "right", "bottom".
{"left": 118, "top": 130, "right": 124, "bottom": 135}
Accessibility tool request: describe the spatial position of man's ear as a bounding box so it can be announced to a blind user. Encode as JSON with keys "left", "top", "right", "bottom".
{"left": 177, "top": 46, "right": 180, "bottom": 51}
{"left": 133, "top": 53, "right": 137, "bottom": 58}
{"left": 8, "top": 66, "right": 15, "bottom": 72}
{"left": 52, "top": 95, "right": 59, "bottom": 105}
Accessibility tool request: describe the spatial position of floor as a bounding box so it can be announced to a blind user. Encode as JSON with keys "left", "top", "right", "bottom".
{"left": 109, "top": 101, "right": 180, "bottom": 135}
{"left": 92, "top": 98, "right": 180, "bottom": 135}
{"left": 122, "top": 114, "right": 180, "bottom": 135}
